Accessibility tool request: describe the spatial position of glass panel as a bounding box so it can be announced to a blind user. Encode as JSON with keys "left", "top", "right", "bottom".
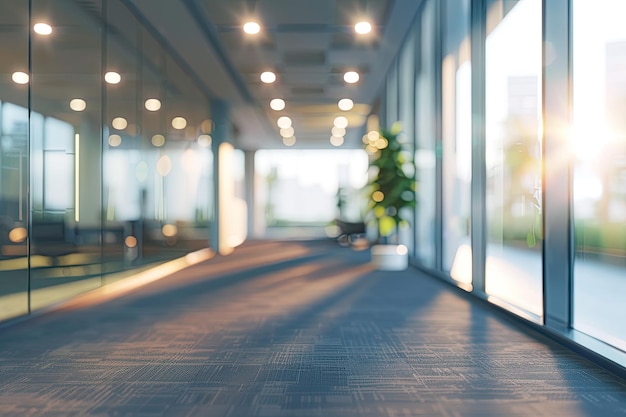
{"left": 398, "top": 29, "right": 416, "bottom": 254}
{"left": 102, "top": 0, "right": 141, "bottom": 278}
{"left": 442, "top": 0, "right": 472, "bottom": 287}
{"left": 29, "top": 0, "right": 104, "bottom": 310}
{"left": 572, "top": 0, "right": 626, "bottom": 350}
{"left": 485, "top": 0, "right": 543, "bottom": 318}
{"left": 101, "top": 3, "right": 212, "bottom": 282}
{"left": 0, "top": 1, "right": 29, "bottom": 321}
{"left": 414, "top": 0, "right": 437, "bottom": 267}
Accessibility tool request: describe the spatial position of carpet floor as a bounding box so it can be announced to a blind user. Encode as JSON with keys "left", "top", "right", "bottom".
{"left": 1, "top": 239, "right": 626, "bottom": 417}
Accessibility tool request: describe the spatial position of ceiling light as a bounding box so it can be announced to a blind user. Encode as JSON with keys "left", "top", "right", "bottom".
{"left": 104, "top": 71, "right": 121, "bottom": 84}
{"left": 354, "top": 21, "right": 372, "bottom": 34}
{"left": 260, "top": 71, "right": 276, "bottom": 84}
{"left": 270, "top": 98, "right": 286, "bottom": 111}
{"left": 108, "top": 134, "right": 122, "bottom": 147}
{"left": 338, "top": 98, "right": 354, "bottom": 111}
{"left": 331, "top": 126, "right": 346, "bottom": 137}
{"left": 151, "top": 134, "right": 165, "bottom": 147}
{"left": 201, "top": 119, "right": 214, "bottom": 133}
{"left": 33, "top": 22, "right": 52, "bottom": 35}
{"left": 172, "top": 117, "right": 187, "bottom": 130}
{"left": 277, "top": 116, "right": 292, "bottom": 129}
{"left": 112, "top": 117, "right": 127, "bottom": 130}
{"left": 333, "top": 116, "right": 348, "bottom": 129}
{"left": 330, "top": 135, "right": 344, "bottom": 147}
{"left": 69, "top": 98, "right": 86, "bottom": 112}
{"left": 280, "top": 127, "right": 294, "bottom": 138}
{"left": 197, "top": 134, "right": 212, "bottom": 147}
{"left": 283, "top": 136, "right": 296, "bottom": 147}
{"left": 145, "top": 98, "right": 161, "bottom": 111}
{"left": 243, "top": 21, "right": 261, "bottom": 34}
{"left": 111, "top": 118, "right": 126, "bottom": 131}
{"left": 11, "top": 71, "right": 29, "bottom": 84}
{"left": 343, "top": 71, "right": 359, "bottom": 84}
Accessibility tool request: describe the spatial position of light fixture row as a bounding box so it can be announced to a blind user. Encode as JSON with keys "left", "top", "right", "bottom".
{"left": 108, "top": 132, "right": 212, "bottom": 149}
{"left": 242, "top": 20, "right": 372, "bottom": 35}
{"left": 268, "top": 97, "right": 354, "bottom": 147}
{"left": 259, "top": 69, "right": 360, "bottom": 85}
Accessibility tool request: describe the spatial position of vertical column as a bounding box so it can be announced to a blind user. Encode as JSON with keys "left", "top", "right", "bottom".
{"left": 470, "top": 0, "right": 487, "bottom": 294}
{"left": 210, "top": 98, "right": 229, "bottom": 254}
{"left": 542, "top": 0, "right": 572, "bottom": 330}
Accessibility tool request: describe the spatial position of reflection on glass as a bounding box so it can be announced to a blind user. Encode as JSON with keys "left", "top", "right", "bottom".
{"left": 0, "top": 0, "right": 215, "bottom": 321}
{"left": 572, "top": 0, "right": 626, "bottom": 351}
{"left": 485, "top": 0, "right": 543, "bottom": 318}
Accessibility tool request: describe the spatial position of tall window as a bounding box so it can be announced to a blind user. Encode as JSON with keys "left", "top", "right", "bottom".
{"left": 442, "top": 0, "right": 472, "bottom": 287}
{"left": 572, "top": 0, "right": 626, "bottom": 351}
{"left": 485, "top": 0, "right": 543, "bottom": 318}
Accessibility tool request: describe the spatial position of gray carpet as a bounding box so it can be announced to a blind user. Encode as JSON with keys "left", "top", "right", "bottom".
{"left": 1, "top": 239, "right": 626, "bottom": 417}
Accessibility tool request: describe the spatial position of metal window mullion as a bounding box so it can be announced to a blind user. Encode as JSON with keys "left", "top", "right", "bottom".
{"left": 470, "top": 0, "right": 487, "bottom": 294}
{"left": 542, "top": 0, "right": 572, "bottom": 330}
{"left": 434, "top": 0, "right": 444, "bottom": 271}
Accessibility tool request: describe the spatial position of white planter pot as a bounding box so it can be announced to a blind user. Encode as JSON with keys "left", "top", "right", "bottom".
{"left": 370, "top": 244, "right": 409, "bottom": 271}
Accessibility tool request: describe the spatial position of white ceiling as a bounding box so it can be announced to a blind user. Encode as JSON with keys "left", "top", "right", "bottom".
{"left": 127, "top": 0, "right": 424, "bottom": 150}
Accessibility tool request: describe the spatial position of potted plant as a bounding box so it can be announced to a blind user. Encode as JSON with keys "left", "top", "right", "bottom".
{"left": 364, "top": 122, "right": 415, "bottom": 270}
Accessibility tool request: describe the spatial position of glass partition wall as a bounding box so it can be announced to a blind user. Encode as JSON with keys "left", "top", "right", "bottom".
{"left": 0, "top": 0, "right": 29, "bottom": 320}
{"left": 0, "top": 0, "right": 213, "bottom": 322}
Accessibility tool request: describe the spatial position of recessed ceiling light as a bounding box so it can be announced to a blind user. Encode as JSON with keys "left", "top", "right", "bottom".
{"left": 354, "top": 21, "right": 372, "bottom": 34}
{"left": 330, "top": 136, "right": 344, "bottom": 146}
{"left": 151, "top": 134, "right": 165, "bottom": 147}
{"left": 172, "top": 117, "right": 187, "bottom": 130}
{"left": 201, "top": 119, "right": 214, "bottom": 133}
{"left": 270, "top": 98, "right": 286, "bottom": 111}
{"left": 108, "top": 134, "right": 122, "bottom": 147}
{"left": 104, "top": 71, "right": 121, "bottom": 84}
{"left": 243, "top": 21, "right": 261, "bottom": 34}
{"left": 33, "top": 22, "right": 52, "bottom": 35}
{"left": 260, "top": 71, "right": 277, "bottom": 84}
{"left": 333, "top": 116, "right": 348, "bottom": 129}
{"left": 145, "top": 98, "right": 161, "bottom": 111}
{"left": 280, "top": 127, "right": 294, "bottom": 138}
{"left": 197, "top": 134, "right": 212, "bottom": 147}
{"left": 112, "top": 117, "right": 128, "bottom": 130}
{"left": 343, "top": 71, "right": 359, "bottom": 84}
{"left": 331, "top": 126, "right": 346, "bottom": 137}
{"left": 338, "top": 98, "right": 354, "bottom": 111}
{"left": 70, "top": 99, "right": 87, "bottom": 112}
{"left": 277, "top": 116, "right": 292, "bottom": 129}
{"left": 283, "top": 136, "right": 296, "bottom": 147}
{"left": 11, "top": 71, "right": 29, "bottom": 84}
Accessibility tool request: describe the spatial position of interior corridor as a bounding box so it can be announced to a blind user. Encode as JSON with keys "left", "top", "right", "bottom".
{"left": 1, "top": 239, "right": 625, "bottom": 417}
